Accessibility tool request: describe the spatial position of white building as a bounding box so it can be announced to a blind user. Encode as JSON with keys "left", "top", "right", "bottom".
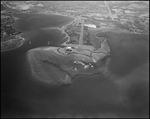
{"left": 84, "top": 24, "right": 96, "bottom": 28}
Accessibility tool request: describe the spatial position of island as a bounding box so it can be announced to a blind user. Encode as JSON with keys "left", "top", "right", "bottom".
{"left": 27, "top": 18, "right": 111, "bottom": 86}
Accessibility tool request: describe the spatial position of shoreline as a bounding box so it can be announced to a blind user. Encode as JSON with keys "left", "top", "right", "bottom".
{"left": 59, "top": 18, "right": 79, "bottom": 46}
{"left": 42, "top": 17, "right": 77, "bottom": 46}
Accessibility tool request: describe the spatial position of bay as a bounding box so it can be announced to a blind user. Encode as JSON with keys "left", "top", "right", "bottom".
{"left": 1, "top": 13, "right": 149, "bottom": 118}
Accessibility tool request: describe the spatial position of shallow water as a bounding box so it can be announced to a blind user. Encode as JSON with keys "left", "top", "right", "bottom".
{"left": 1, "top": 13, "right": 149, "bottom": 118}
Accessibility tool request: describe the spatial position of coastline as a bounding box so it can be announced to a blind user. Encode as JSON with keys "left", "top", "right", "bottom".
{"left": 59, "top": 18, "right": 79, "bottom": 46}
{"left": 42, "top": 16, "right": 77, "bottom": 46}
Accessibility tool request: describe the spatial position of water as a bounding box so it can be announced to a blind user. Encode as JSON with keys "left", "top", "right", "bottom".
{"left": 1, "top": 13, "right": 149, "bottom": 118}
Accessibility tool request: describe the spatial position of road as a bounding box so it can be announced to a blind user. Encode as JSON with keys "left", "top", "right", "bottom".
{"left": 104, "top": 1, "right": 114, "bottom": 20}
{"left": 79, "top": 19, "right": 84, "bottom": 45}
